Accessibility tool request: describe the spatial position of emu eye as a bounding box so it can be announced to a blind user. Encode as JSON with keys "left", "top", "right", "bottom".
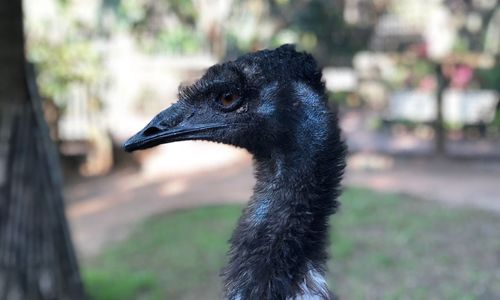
{"left": 220, "top": 93, "right": 238, "bottom": 107}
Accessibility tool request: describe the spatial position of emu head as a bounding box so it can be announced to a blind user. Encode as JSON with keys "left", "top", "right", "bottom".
{"left": 123, "top": 44, "right": 329, "bottom": 157}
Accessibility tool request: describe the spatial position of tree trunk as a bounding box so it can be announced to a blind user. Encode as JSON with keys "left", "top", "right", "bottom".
{"left": 0, "top": 1, "right": 86, "bottom": 299}
{"left": 434, "top": 63, "right": 446, "bottom": 156}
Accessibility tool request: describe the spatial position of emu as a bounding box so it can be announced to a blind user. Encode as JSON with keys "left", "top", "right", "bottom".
{"left": 123, "top": 44, "right": 346, "bottom": 300}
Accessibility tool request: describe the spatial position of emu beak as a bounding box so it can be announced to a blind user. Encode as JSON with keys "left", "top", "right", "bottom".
{"left": 122, "top": 103, "right": 226, "bottom": 152}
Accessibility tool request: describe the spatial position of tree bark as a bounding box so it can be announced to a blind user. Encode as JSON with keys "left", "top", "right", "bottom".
{"left": 0, "top": 1, "right": 86, "bottom": 299}
{"left": 434, "top": 63, "right": 446, "bottom": 156}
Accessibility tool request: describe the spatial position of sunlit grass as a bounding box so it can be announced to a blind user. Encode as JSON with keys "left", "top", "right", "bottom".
{"left": 83, "top": 188, "right": 500, "bottom": 300}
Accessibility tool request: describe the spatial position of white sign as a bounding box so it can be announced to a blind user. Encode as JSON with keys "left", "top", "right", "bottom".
{"left": 386, "top": 89, "right": 498, "bottom": 124}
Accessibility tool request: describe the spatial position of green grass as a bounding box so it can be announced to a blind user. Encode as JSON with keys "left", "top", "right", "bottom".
{"left": 83, "top": 188, "right": 500, "bottom": 300}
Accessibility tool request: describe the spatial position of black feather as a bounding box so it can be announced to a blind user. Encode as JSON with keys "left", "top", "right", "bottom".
{"left": 128, "top": 44, "right": 346, "bottom": 300}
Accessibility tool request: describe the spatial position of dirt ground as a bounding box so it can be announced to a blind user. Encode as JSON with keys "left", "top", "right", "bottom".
{"left": 65, "top": 152, "right": 500, "bottom": 259}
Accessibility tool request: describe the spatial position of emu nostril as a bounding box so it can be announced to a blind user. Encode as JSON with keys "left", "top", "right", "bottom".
{"left": 143, "top": 126, "right": 161, "bottom": 136}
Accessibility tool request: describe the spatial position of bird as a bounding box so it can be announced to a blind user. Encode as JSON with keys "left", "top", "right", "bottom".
{"left": 123, "top": 44, "right": 346, "bottom": 300}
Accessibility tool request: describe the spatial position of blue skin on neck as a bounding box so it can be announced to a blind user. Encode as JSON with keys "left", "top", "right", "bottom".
{"left": 223, "top": 78, "right": 344, "bottom": 300}
{"left": 251, "top": 198, "right": 270, "bottom": 225}
{"left": 124, "top": 45, "right": 344, "bottom": 299}
{"left": 250, "top": 81, "right": 328, "bottom": 226}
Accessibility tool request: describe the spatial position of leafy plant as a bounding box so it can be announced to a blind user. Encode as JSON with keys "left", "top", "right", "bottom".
{"left": 476, "top": 66, "right": 500, "bottom": 92}
{"left": 28, "top": 33, "right": 103, "bottom": 111}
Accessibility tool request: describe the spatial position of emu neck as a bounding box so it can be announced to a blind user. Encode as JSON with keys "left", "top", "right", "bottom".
{"left": 223, "top": 126, "right": 344, "bottom": 300}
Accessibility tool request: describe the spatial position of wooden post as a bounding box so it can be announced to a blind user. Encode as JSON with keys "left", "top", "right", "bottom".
{"left": 0, "top": 1, "right": 86, "bottom": 299}
{"left": 434, "top": 63, "right": 446, "bottom": 156}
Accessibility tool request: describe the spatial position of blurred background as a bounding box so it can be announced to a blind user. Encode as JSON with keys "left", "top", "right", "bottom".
{"left": 15, "top": 0, "right": 500, "bottom": 299}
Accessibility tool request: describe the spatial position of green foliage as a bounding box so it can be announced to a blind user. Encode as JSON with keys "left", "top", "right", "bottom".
{"left": 28, "top": 33, "right": 103, "bottom": 109}
{"left": 117, "top": 0, "right": 197, "bottom": 30}
{"left": 328, "top": 91, "right": 349, "bottom": 103}
{"left": 453, "top": 36, "right": 471, "bottom": 54}
{"left": 490, "top": 111, "right": 500, "bottom": 134}
{"left": 476, "top": 66, "right": 500, "bottom": 92}
{"left": 389, "top": 60, "right": 434, "bottom": 90}
{"left": 111, "top": 0, "right": 146, "bottom": 27}
{"left": 227, "top": 0, "right": 370, "bottom": 63}
{"left": 105, "top": 0, "right": 203, "bottom": 55}
{"left": 168, "top": 0, "right": 197, "bottom": 25}
{"left": 143, "top": 27, "right": 203, "bottom": 54}
{"left": 84, "top": 188, "right": 500, "bottom": 299}
{"left": 107, "top": 0, "right": 370, "bottom": 61}
{"left": 273, "top": 0, "right": 357, "bottom": 54}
